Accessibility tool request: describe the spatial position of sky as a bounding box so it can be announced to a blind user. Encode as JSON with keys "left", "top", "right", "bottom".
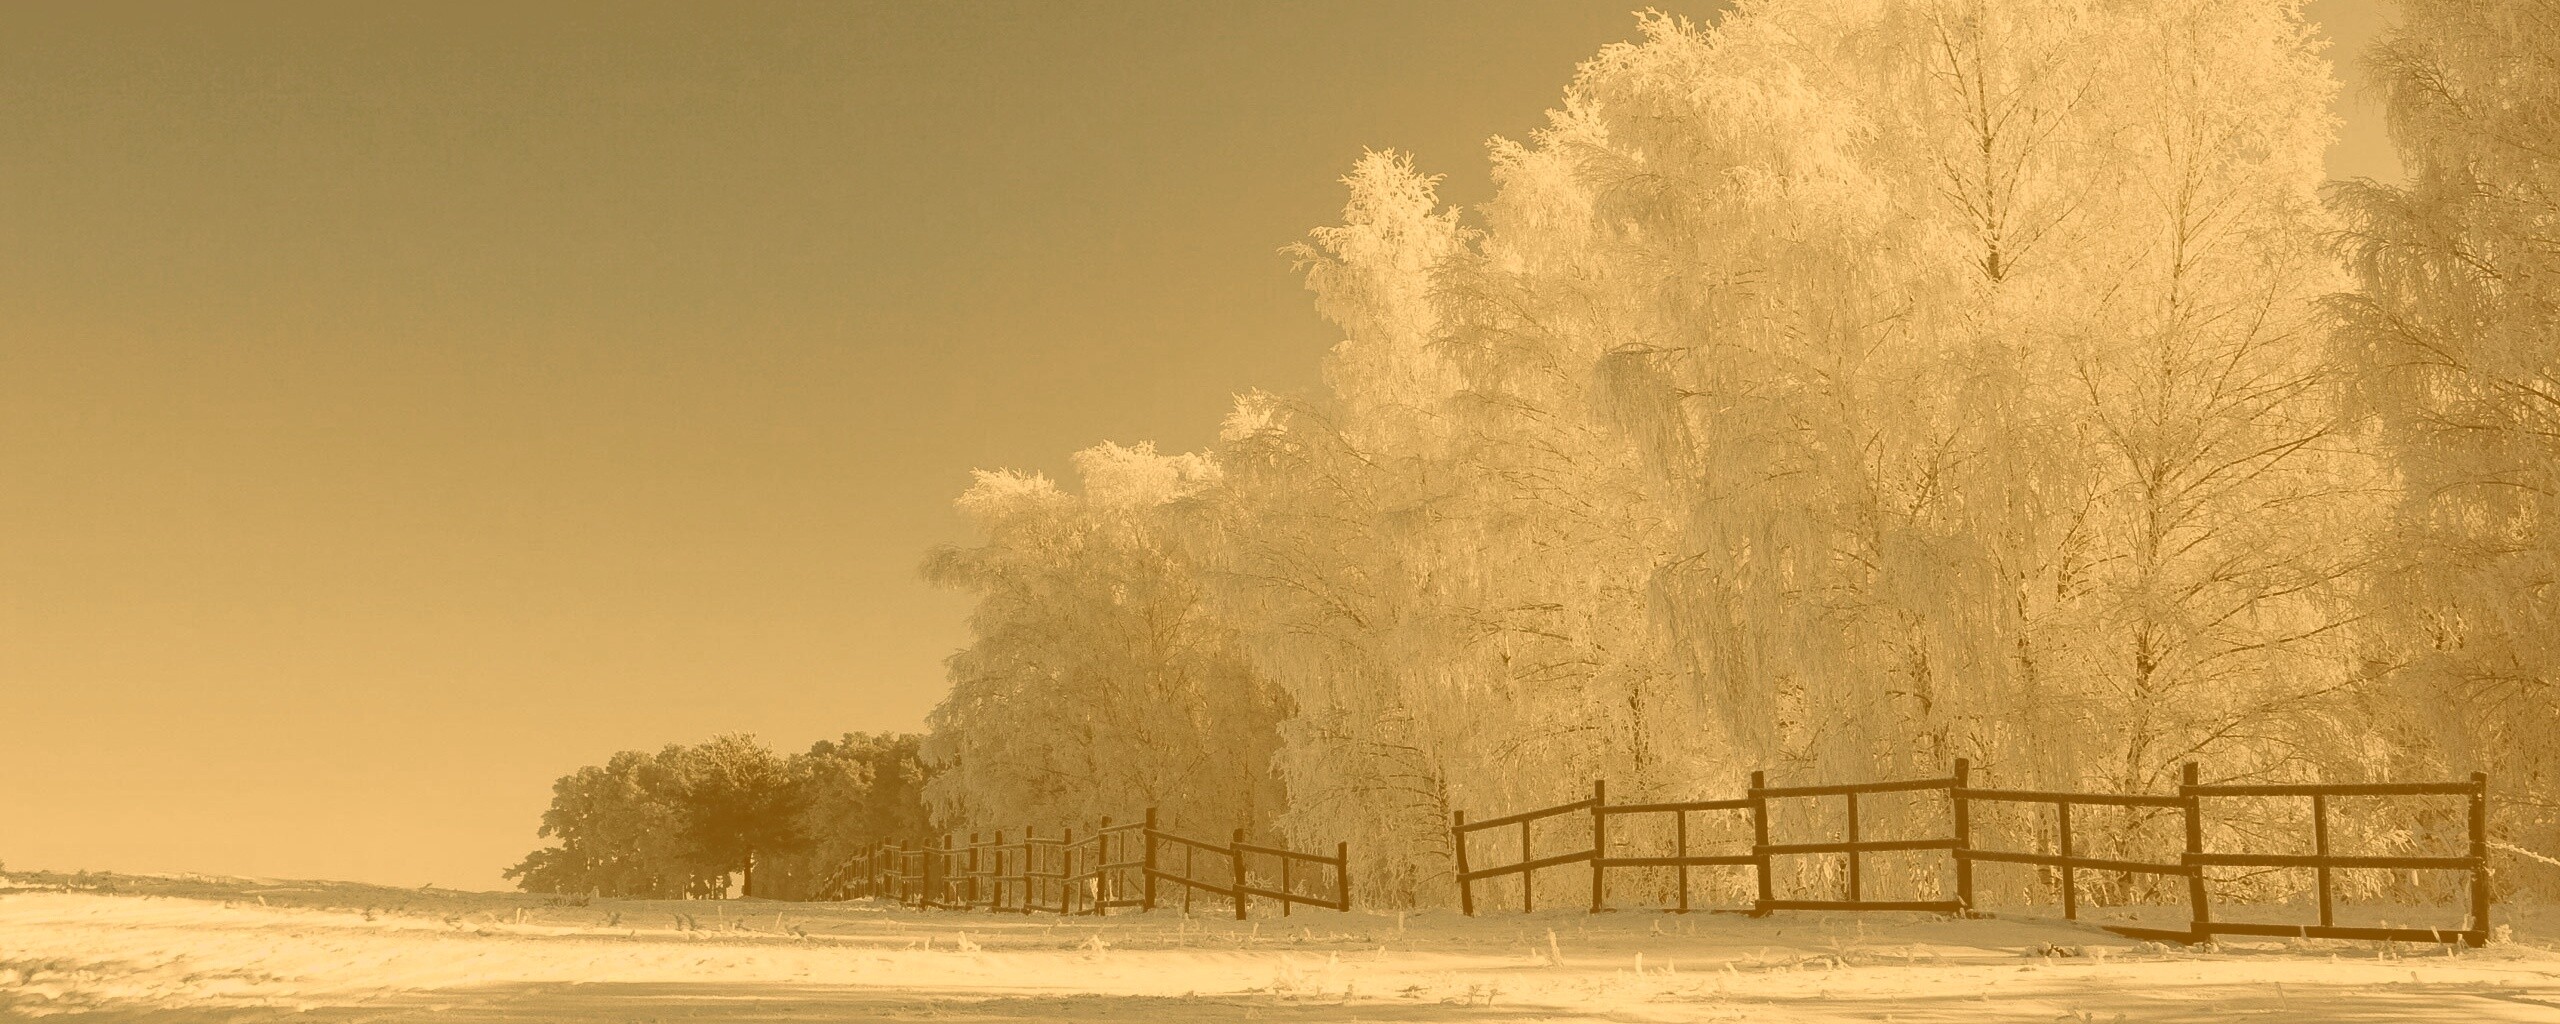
{"left": 2, "top": 1, "right": 2397, "bottom": 890}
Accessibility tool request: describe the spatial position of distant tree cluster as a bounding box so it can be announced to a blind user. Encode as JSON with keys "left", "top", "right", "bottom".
{"left": 924, "top": 0, "right": 2560, "bottom": 908}
{"left": 506, "top": 733, "right": 927, "bottom": 900}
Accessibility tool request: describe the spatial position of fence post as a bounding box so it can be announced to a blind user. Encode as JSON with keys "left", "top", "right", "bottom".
{"left": 2056, "top": 802, "right": 2075, "bottom": 921}
{"left": 1750, "top": 770, "right": 1773, "bottom": 916}
{"left": 1142, "top": 809, "right": 1159, "bottom": 912}
{"left": 2182, "top": 762, "right": 2208, "bottom": 944}
{"left": 1845, "top": 792, "right": 1862, "bottom": 902}
{"left": 1231, "top": 828, "right": 1249, "bottom": 921}
{"left": 1336, "top": 841, "right": 1350, "bottom": 911}
{"left": 1952, "top": 758, "right": 1973, "bottom": 913}
{"left": 1675, "top": 809, "right": 1690, "bottom": 914}
{"left": 1453, "top": 810, "right": 1474, "bottom": 916}
{"left": 2469, "top": 771, "right": 2490, "bottom": 947}
{"left": 991, "top": 831, "right": 1005, "bottom": 913}
{"left": 1096, "top": 820, "right": 1112, "bottom": 915}
{"left": 2312, "top": 795, "right": 2332, "bottom": 928}
{"left": 1590, "top": 779, "right": 1608, "bottom": 913}
{"left": 1062, "top": 827, "right": 1076, "bottom": 915}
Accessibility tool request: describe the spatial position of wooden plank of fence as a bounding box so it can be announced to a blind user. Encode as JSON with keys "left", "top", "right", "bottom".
{"left": 2187, "top": 852, "right": 2477, "bottom": 870}
{"left": 1752, "top": 777, "right": 1951, "bottom": 798}
{"left": 1756, "top": 838, "right": 1958, "bottom": 856}
{"left": 1454, "top": 799, "right": 1600, "bottom": 833}
{"left": 1596, "top": 854, "right": 1759, "bottom": 868}
{"left": 1602, "top": 798, "right": 1755, "bottom": 814}
{"left": 1457, "top": 849, "right": 1596, "bottom": 881}
{"left": 2184, "top": 780, "right": 2484, "bottom": 797}
{"left": 1955, "top": 788, "right": 2185, "bottom": 808}
{"left": 1961, "top": 849, "right": 2192, "bottom": 876}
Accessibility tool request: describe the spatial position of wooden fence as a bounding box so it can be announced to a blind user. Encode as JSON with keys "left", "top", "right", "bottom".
{"left": 1454, "top": 760, "right": 2493, "bottom": 947}
{"left": 821, "top": 807, "right": 1349, "bottom": 919}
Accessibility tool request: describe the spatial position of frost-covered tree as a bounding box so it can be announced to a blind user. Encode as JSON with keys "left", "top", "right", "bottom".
{"left": 1191, "top": 151, "right": 1705, "bottom": 905}
{"left": 926, "top": 0, "right": 2388, "bottom": 909}
{"left": 2330, "top": 0, "right": 2560, "bottom": 892}
{"left": 921, "top": 443, "right": 1290, "bottom": 837}
{"left": 1213, "top": 0, "right": 2360, "bottom": 905}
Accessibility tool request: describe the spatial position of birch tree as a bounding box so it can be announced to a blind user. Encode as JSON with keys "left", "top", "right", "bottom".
{"left": 922, "top": 444, "right": 1289, "bottom": 837}
{"left": 2331, "top": 0, "right": 2560, "bottom": 891}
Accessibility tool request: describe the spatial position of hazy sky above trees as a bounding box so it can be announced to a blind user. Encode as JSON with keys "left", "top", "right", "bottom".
{"left": 0, "top": 1, "right": 2394, "bottom": 888}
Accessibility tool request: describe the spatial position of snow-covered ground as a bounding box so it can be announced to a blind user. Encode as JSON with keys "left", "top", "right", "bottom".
{"left": 4, "top": 873, "right": 2557, "bottom": 1021}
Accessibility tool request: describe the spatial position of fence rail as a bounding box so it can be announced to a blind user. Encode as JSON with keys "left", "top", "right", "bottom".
{"left": 1451, "top": 760, "right": 2494, "bottom": 947}
{"left": 823, "top": 807, "right": 1349, "bottom": 920}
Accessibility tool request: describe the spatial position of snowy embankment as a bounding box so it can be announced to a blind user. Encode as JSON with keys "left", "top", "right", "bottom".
{"left": 3, "top": 875, "right": 2558, "bottom": 1022}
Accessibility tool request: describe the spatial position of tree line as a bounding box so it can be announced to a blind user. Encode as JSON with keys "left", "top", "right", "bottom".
{"left": 507, "top": 733, "right": 927, "bottom": 900}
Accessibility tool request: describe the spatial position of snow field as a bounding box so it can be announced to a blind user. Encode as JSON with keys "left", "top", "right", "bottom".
{"left": 4, "top": 879, "right": 2558, "bottom": 1021}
